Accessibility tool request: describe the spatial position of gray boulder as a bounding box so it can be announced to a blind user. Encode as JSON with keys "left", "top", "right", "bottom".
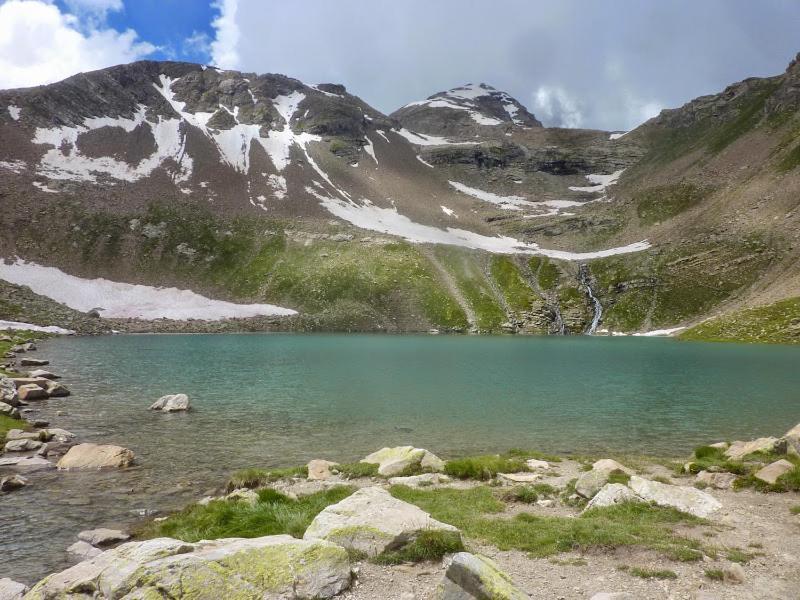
{"left": 361, "top": 446, "right": 445, "bottom": 476}
{"left": 629, "top": 476, "right": 721, "bottom": 518}
{"left": 434, "top": 552, "right": 528, "bottom": 600}
{"left": 583, "top": 484, "right": 643, "bottom": 511}
{"left": 575, "top": 459, "right": 632, "bottom": 498}
{"left": 4, "top": 438, "right": 43, "bottom": 452}
{"left": 0, "top": 377, "right": 19, "bottom": 406}
{"left": 725, "top": 437, "right": 787, "bottom": 460}
{"left": 0, "top": 402, "right": 20, "bottom": 419}
{"left": 695, "top": 470, "right": 736, "bottom": 490}
{"left": 19, "top": 358, "right": 47, "bottom": 366}
{"left": 754, "top": 459, "right": 795, "bottom": 485}
{"left": 25, "top": 535, "right": 351, "bottom": 599}
{"left": 0, "top": 456, "right": 54, "bottom": 472}
{"left": 57, "top": 444, "right": 134, "bottom": 470}
{"left": 45, "top": 382, "right": 70, "bottom": 397}
{"left": 149, "top": 393, "right": 190, "bottom": 412}
{"left": 784, "top": 422, "right": 800, "bottom": 455}
{"left": 0, "top": 578, "right": 28, "bottom": 600}
{"left": 17, "top": 384, "right": 47, "bottom": 402}
{"left": 0, "top": 474, "right": 28, "bottom": 493}
{"left": 67, "top": 540, "right": 102, "bottom": 561}
{"left": 77, "top": 528, "right": 130, "bottom": 547}
{"left": 304, "top": 486, "right": 458, "bottom": 557}
{"left": 27, "top": 370, "right": 58, "bottom": 380}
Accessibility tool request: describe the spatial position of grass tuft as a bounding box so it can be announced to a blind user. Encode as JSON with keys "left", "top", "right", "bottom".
{"left": 139, "top": 486, "right": 354, "bottom": 542}
{"left": 332, "top": 462, "right": 380, "bottom": 479}
{"left": 704, "top": 569, "right": 725, "bottom": 581}
{"left": 627, "top": 567, "right": 678, "bottom": 580}
{"left": 226, "top": 466, "right": 308, "bottom": 491}
{"left": 372, "top": 530, "right": 464, "bottom": 565}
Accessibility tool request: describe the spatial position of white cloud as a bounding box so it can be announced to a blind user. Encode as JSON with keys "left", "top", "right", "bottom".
{"left": 0, "top": 0, "right": 154, "bottom": 90}
{"left": 63, "top": 0, "right": 123, "bottom": 18}
{"left": 532, "top": 85, "right": 584, "bottom": 129}
{"left": 210, "top": 0, "right": 239, "bottom": 69}
{"left": 183, "top": 30, "right": 211, "bottom": 58}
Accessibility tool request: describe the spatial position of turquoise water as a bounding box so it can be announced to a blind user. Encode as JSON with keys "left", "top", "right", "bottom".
{"left": 2, "top": 334, "right": 800, "bottom": 582}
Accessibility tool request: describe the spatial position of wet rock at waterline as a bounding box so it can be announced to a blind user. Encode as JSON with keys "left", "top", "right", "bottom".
{"left": 0, "top": 474, "right": 28, "bottom": 493}
{"left": 149, "top": 393, "right": 191, "bottom": 412}
{"left": 0, "top": 456, "right": 54, "bottom": 472}
{"left": 434, "top": 552, "right": 528, "bottom": 600}
{"left": 66, "top": 540, "right": 102, "bottom": 561}
{"left": 17, "top": 384, "right": 47, "bottom": 402}
{"left": 361, "top": 446, "right": 445, "bottom": 476}
{"left": 303, "top": 486, "right": 458, "bottom": 557}
{"left": 19, "top": 358, "right": 48, "bottom": 367}
{"left": 0, "top": 402, "right": 20, "bottom": 418}
{"left": 25, "top": 536, "right": 352, "bottom": 599}
{"left": 44, "top": 381, "right": 70, "bottom": 397}
{"left": 4, "top": 438, "right": 43, "bottom": 452}
{"left": 77, "top": 528, "right": 131, "bottom": 547}
{"left": 56, "top": 443, "right": 135, "bottom": 470}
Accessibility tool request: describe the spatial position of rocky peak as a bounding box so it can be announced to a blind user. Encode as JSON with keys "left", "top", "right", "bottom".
{"left": 390, "top": 82, "right": 541, "bottom": 137}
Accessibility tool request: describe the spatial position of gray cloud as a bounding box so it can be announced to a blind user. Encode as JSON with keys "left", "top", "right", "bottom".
{"left": 215, "top": 0, "right": 800, "bottom": 130}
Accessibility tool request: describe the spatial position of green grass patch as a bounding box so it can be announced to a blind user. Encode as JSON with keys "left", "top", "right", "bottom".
{"left": 725, "top": 548, "right": 752, "bottom": 564}
{"left": 332, "top": 462, "right": 379, "bottom": 479}
{"left": 0, "top": 414, "right": 29, "bottom": 442}
{"left": 501, "top": 483, "right": 557, "bottom": 504}
{"left": 443, "top": 454, "right": 528, "bottom": 480}
{"left": 685, "top": 446, "right": 747, "bottom": 475}
{"left": 777, "top": 142, "right": 800, "bottom": 172}
{"left": 789, "top": 505, "right": 800, "bottom": 515}
{"left": 680, "top": 297, "right": 800, "bottom": 345}
{"left": 391, "top": 486, "right": 709, "bottom": 560}
{"left": 606, "top": 470, "right": 632, "bottom": 485}
{"left": 550, "top": 557, "right": 588, "bottom": 566}
{"left": 372, "top": 530, "right": 464, "bottom": 565}
{"left": 529, "top": 257, "right": 560, "bottom": 291}
{"left": 626, "top": 567, "right": 678, "bottom": 580}
{"left": 490, "top": 256, "right": 534, "bottom": 313}
{"left": 734, "top": 462, "right": 800, "bottom": 493}
{"left": 704, "top": 568, "right": 725, "bottom": 581}
{"left": 140, "top": 486, "right": 353, "bottom": 541}
{"left": 635, "top": 182, "right": 714, "bottom": 225}
{"left": 226, "top": 466, "right": 308, "bottom": 491}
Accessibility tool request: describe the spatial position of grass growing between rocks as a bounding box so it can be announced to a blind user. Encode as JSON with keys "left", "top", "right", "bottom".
{"left": 372, "top": 530, "right": 465, "bottom": 565}
{"left": 680, "top": 297, "right": 800, "bottom": 345}
{"left": 684, "top": 446, "right": 747, "bottom": 476}
{"left": 0, "top": 414, "right": 29, "bottom": 443}
{"left": 390, "top": 486, "right": 709, "bottom": 561}
{"left": 332, "top": 462, "right": 379, "bottom": 479}
{"left": 622, "top": 566, "right": 678, "bottom": 580}
{"left": 734, "top": 461, "right": 800, "bottom": 493}
{"left": 444, "top": 449, "right": 561, "bottom": 481}
{"left": 139, "top": 486, "right": 354, "bottom": 542}
{"left": 502, "top": 483, "right": 558, "bottom": 504}
{"left": 225, "top": 466, "right": 309, "bottom": 491}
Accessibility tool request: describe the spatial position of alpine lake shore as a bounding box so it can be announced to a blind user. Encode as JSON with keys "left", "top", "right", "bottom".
{"left": 0, "top": 330, "right": 799, "bottom": 600}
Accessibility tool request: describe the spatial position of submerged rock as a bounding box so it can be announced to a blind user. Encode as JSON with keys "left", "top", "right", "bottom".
{"left": 725, "top": 437, "right": 787, "bottom": 460}
{"left": 583, "top": 483, "right": 643, "bottom": 511}
{"left": 66, "top": 540, "right": 102, "bottom": 561}
{"left": 628, "top": 475, "right": 721, "bottom": 518}
{"left": 361, "top": 446, "right": 445, "bottom": 476}
{"left": 754, "top": 459, "right": 795, "bottom": 485}
{"left": 0, "top": 456, "right": 54, "bottom": 472}
{"left": 303, "top": 486, "right": 458, "bottom": 557}
{"left": 0, "top": 578, "right": 28, "bottom": 600}
{"left": 149, "top": 393, "right": 190, "bottom": 412}
{"left": 19, "top": 358, "right": 48, "bottom": 367}
{"left": 434, "top": 552, "right": 528, "bottom": 600}
{"left": 27, "top": 370, "right": 58, "bottom": 380}
{"left": 57, "top": 443, "right": 134, "bottom": 470}
{"left": 0, "top": 474, "right": 28, "bottom": 493}
{"left": 25, "top": 535, "right": 352, "bottom": 599}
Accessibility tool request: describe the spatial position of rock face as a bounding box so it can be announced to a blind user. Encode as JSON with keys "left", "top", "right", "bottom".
{"left": 303, "top": 486, "right": 458, "bottom": 557}
{"left": 24, "top": 535, "right": 352, "bottom": 599}
{"left": 56, "top": 443, "right": 135, "bottom": 470}
{"left": 434, "top": 552, "right": 528, "bottom": 600}
{"left": 0, "top": 578, "right": 28, "bottom": 600}
{"left": 754, "top": 459, "right": 795, "bottom": 485}
{"left": 77, "top": 528, "right": 130, "bottom": 547}
{"left": 725, "top": 437, "right": 787, "bottom": 460}
{"left": 149, "top": 393, "right": 190, "bottom": 412}
{"left": 361, "top": 446, "right": 445, "bottom": 476}
{"left": 628, "top": 476, "right": 721, "bottom": 518}
{"left": 583, "top": 484, "right": 643, "bottom": 511}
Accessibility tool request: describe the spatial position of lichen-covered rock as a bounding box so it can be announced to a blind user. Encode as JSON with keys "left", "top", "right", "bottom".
{"left": 0, "top": 377, "right": 19, "bottom": 406}
{"left": 0, "top": 578, "right": 28, "bottom": 600}
{"left": 24, "top": 535, "right": 352, "bottom": 599}
{"left": 57, "top": 443, "right": 134, "bottom": 470}
{"left": 149, "top": 393, "right": 190, "bottom": 412}
{"left": 629, "top": 476, "right": 721, "bottom": 518}
{"left": 225, "top": 488, "right": 260, "bottom": 505}
{"left": 361, "top": 446, "right": 444, "bottom": 476}
{"left": 583, "top": 484, "right": 643, "bottom": 511}
{"left": 434, "top": 552, "right": 528, "bottom": 600}
{"left": 754, "top": 459, "right": 795, "bottom": 485}
{"left": 303, "top": 486, "right": 458, "bottom": 557}
{"left": 388, "top": 473, "right": 452, "bottom": 487}
{"left": 725, "top": 437, "right": 787, "bottom": 460}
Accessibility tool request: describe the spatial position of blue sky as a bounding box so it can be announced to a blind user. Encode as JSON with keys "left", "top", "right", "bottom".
{"left": 1, "top": 0, "right": 799, "bottom": 130}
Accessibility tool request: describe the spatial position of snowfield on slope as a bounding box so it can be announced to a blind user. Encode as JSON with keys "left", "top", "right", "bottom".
{"left": 0, "top": 260, "right": 297, "bottom": 320}
{"left": 0, "top": 320, "right": 74, "bottom": 334}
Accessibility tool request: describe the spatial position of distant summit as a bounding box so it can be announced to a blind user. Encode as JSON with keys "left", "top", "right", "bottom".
{"left": 391, "top": 83, "right": 541, "bottom": 137}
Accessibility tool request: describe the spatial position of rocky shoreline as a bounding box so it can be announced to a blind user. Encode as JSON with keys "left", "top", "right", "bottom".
{"left": 0, "top": 331, "right": 799, "bottom": 599}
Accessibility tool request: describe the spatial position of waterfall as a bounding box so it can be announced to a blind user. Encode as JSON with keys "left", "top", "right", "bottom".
{"left": 579, "top": 264, "right": 602, "bottom": 335}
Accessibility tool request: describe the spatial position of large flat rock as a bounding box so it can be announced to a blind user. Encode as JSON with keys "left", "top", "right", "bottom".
{"left": 629, "top": 476, "right": 721, "bottom": 518}
{"left": 361, "top": 446, "right": 445, "bottom": 476}
{"left": 303, "top": 486, "right": 458, "bottom": 557}
{"left": 56, "top": 443, "right": 134, "bottom": 470}
{"left": 435, "top": 552, "right": 528, "bottom": 600}
{"left": 24, "top": 535, "right": 351, "bottom": 599}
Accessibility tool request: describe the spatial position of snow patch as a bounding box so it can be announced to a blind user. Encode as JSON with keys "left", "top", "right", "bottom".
{"left": 440, "top": 205, "right": 456, "bottom": 217}
{"left": 0, "top": 320, "right": 73, "bottom": 335}
{"left": 449, "top": 181, "right": 534, "bottom": 210}
{"left": 32, "top": 181, "right": 58, "bottom": 193}
{"left": 416, "top": 155, "right": 434, "bottom": 169}
{"left": 7, "top": 105, "right": 20, "bottom": 121}
{"left": 267, "top": 174, "right": 287, "bottom": 199}
{"left": 569, "top": 169, "right": 624, "bottom": 194}
{"left": 363, "top": 135, "right": 378, "bottom": 165}
{"left": 396, "top": 128, "right": 477, "bottom": 147}
{"left": 375, "top": 130, "right": 390, "bottom": 143}
{"left": 0, "top": 259, "right": 297, "bottom": 320}
{"left": 306, "top": 187, "right": 649, "bottom": 260}
{"left": 608, "top": 132, "right": 627, "bottom": 140}
{"left": 632, "top": 327, "right": 685, "bottom": 337}
{"left": 0, "top": 160, "right": 26, "bottom": 173}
